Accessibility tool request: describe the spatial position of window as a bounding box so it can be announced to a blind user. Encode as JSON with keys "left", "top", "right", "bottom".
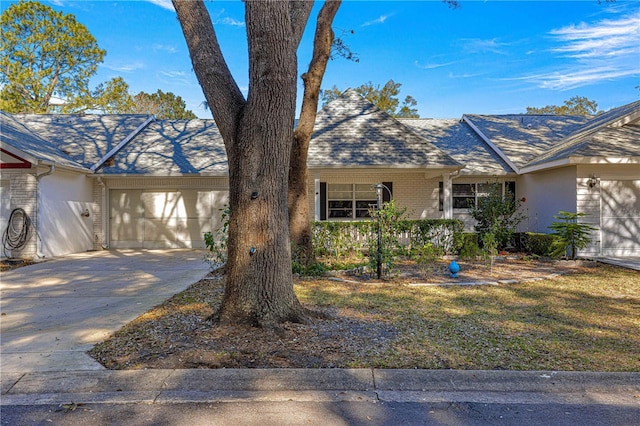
{"left": 327, "top": 184, "right": 378, "bottom": 219}
{"left": 453, "top": 183, "right": 475, "bottom": 208}
{"left": 439, "top": 182, "right": 516, "bottom": 210}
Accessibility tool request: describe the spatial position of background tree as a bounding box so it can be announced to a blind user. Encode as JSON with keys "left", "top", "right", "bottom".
{"left": 173, "top": 0, "right": 340, "bottom": 327}
{"left": 0, "top": 0, "right": 106, "bottom": 113}
{"left": 131, "top": 89, "right": 197, "bottom": 119}
{"left": 321, "top": 80, "right": 420, "bottom": 118}
{"left": 61, "top": 76, "right": 134, "bottom": 114}
{"left": 526, "top": 96, "right": 599, "bottom": 116}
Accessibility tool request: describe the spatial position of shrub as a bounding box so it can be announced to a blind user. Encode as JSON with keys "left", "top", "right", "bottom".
{"left": 368, "top": 200, "right": 408, "bottom": 277}
{"left": 203, "top": 206, "right": 230, "bottom": 268}
{"left": 515, "top": 232, "right": 558, "bottom": 257}
{"left": 458, "top": 233, "right": 481, "bottom": 259}
{"left": 310, "top": 218, "right": 464, "bottom": 259}
{"left": 468, "top": 183, "right": 526, "bottom": 249}
{"left": 548, "top": 211, "right": 598, "bottom": 259}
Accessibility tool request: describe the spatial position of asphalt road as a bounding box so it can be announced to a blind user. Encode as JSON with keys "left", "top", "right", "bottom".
{"left": 2, "top": 400, "right": 639, "bottom": 426}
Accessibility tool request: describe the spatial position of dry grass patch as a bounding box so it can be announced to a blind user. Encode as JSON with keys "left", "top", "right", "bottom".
{"left": 89, "top": 262, "right": 640, "bottom": 371}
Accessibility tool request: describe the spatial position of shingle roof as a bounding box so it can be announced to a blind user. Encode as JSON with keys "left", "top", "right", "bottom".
{"left": 0, "top": 111, "right": 88, "bottom": 170}
{"left": 11, "top": 113, "right": 152, "bottom": 169}
{"left": 399, "top": 118, "right": 514, "bottom": 175}
{"left": 463, "top": 114, "right": 590, "bottom": 170}
{"left": 523, "top": 100, "right": 640, "bottom": 169}
{"left": 99, "top": 119, "right": 228, "bottom": 175}
{"left": 308, "top": 90, "right": 461, "bottom": 168}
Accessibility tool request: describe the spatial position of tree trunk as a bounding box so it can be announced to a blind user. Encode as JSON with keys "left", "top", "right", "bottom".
{"left": 173, "top": 0, "right": 313, "bottom": 327}
{"left": 289, "top": 1, "right": 341, "bottom": 265}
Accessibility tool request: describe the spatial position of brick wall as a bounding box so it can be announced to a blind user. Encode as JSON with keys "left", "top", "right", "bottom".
{"left": 2, "top": 169, "right": 38, "bottom": 258}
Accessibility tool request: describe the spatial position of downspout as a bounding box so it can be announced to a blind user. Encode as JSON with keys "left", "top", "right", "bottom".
{"left": 35, "top": 163, "right": 55, "bottom": 258}
{"left": 96, "top": 176, "right": 108, "bottom": 249}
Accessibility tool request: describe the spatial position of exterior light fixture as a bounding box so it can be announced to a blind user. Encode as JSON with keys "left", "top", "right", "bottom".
{"left": 587, "top": 175, "right": 598, "bottom": 189}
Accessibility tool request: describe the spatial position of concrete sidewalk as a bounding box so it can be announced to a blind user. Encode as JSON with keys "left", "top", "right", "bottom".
{"left": 598, "top": 256, "right": 640, "bottom": 271}
{"left": 0, "top": 249, "right": 210, "bottom": 372}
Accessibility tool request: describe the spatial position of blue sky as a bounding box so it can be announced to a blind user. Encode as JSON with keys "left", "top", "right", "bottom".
{"left": 3, "top": 0, "right": 639, "bottom": 118}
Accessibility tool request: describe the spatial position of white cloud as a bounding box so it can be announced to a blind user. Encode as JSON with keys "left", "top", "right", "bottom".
{"left": 158, "top": 70, "right": 193, "bottom": 86}
{"left": 146, "top": 0, "right": 174, "bottom": 12}
{"left": 152, "top": 44, "right": 177, "bottom": 54}
{"left": 104, "top": 61, "right": 145, "bottom": 73}
{"left": 462, "top": 38, "right": 510, "bottom": 55}
{"left": 216, "top": 17, "right": 245, "bottom": 27}
{"left": 362, "top": 14, "right": 392, "bottom": 27}
{"left": 414, "top": 60, "right": 457, "bottom": 70}
{"left": 524, "top": 12, "right": 640, "bottom": 90}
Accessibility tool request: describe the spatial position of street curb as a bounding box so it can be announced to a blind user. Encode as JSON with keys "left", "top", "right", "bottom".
{"left": 2, "top": 369, "right": 639, "bottom": 406}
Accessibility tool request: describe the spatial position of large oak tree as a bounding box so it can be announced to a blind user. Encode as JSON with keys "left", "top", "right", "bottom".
{"left": 172, "top": 0, "right": 340, "bottom": 326}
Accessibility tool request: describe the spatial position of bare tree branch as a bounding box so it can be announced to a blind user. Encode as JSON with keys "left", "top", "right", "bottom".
{"left": 172, "top": 0, "right": 245, "bottom": 144}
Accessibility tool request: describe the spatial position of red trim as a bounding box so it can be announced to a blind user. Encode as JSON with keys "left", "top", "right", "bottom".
{"left": 0, "top": 148, "right": 32, "bottom": 169}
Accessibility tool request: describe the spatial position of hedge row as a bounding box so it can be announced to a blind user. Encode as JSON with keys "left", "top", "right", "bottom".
{"left": 311, "top": 219, "right": 465, "bottom": 257}
{"left": 310, "top": 222, "right": 560, "bottom": 258}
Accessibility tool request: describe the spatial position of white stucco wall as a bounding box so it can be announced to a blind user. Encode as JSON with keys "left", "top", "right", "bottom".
{"left": 519, "top": 167, "right": 577, "bottom": 234}
{"left": 38, "top": 169, "right": 94, "bottom": 258}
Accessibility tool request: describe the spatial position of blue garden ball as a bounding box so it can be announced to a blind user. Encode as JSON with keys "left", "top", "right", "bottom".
{"left": 449, "top": 260, "right": 460, "bottom": 278}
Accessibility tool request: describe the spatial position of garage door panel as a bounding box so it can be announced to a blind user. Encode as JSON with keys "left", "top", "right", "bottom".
{"left": 177, "top": 190, "right": 214, "bottom": 218}
{"left": 110, "top": 190, "right": 143, "bottom": 217}
{"left": 110, "top": 188, "right": 228, "bottom": 249}
{"left": 602, "top": 180, "right": 640, "bottom": 217}
{"left": 110, "top": 216, "right": 144, "bottom": 242}
{"left": 143, "top": 217, "right": 178, "bottom": 242}
{"left": 176, "top": 218, "right": 213, "bottom": 242}
{"left": 601, "top": 180, "right": 640, "bottom": 256}
{"left": 142, "top": 192, "right": 179, "bottom": 219}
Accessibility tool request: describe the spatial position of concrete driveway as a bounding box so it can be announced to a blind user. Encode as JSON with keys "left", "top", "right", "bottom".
{"left": 0, "top": 249, "right": 210, "bottom": 373}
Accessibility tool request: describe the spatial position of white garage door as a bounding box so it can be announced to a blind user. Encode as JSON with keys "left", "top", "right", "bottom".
{"left": 601, "top": 180, "right": 640, "bottom": 256}
{"left": 109, "top": 189, "right": 228, "bottom": 249}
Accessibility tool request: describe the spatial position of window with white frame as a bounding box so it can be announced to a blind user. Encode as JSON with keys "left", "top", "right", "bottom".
{"left": 327, "top": 184, "right": 378, "bottom": 219}
{"left": 440, "top": 182, "right": 515, "bottom": 210}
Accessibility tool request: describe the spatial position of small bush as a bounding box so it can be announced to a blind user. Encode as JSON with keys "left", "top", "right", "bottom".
{"left": 203, "top": 206, "right": 230, "bottom": 269}
{"left": 548, "top": 211, "right": 598, "bottom": 259}
{"left": 515, "top": 232, "right": 558, "bottom": 257}
{"left": 458, "top": 233, "right": 481, "bottom": 259}
{"left": 468, "top": 183, "right": 526, "bottom": 249}
{"left": 292, "top": 261, "right": 328, "bottom": 276}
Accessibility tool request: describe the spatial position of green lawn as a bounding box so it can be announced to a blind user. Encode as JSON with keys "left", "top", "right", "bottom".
{"left": 91, "top": 263, "right": 640, "bottom": 371}
{"left": 295, "top": 264, "right": 640, "bottom": 371}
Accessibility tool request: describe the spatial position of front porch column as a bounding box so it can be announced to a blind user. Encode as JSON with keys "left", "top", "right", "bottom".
{"left": 314, "top": 173, "right": 321, "bottom": 221}
{"left": 442, "top": 173, "right": 453, "bottom": 219}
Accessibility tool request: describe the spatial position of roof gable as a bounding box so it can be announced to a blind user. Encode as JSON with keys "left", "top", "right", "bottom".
{"left": 98, "top": 119, "right": 228, "bottom": 176}
{"left": 523, "top": 100, "right": 640, "bottom": 170}
{"left": 400, "top": 118, "right": 514, "bottom": 175}
{"left": 309, "top": 90, "right": 461, "bottom": 169}
{"left": 462, "top": 114, "right": 590, "bottom": 171}
{"left": 0, "top": 112, "right": 88, "bottom": 171}
{"left": 10, "top": 113, "right": 152, "bottom": 169}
